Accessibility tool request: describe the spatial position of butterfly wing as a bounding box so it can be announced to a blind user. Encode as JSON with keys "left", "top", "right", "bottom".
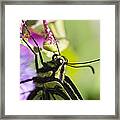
{"left": 63, "top": 76, "right": 83, "bottom": 100}
{"left": 26, "top": 77, "right": 71, "bottom": 100}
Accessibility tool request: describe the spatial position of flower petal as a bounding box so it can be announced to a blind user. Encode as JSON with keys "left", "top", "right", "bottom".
{"left": 28, "top": 32, "right": 45, "bottom": 48}
{"left": 20, "top": 81, "right": 35, "bottom": 100}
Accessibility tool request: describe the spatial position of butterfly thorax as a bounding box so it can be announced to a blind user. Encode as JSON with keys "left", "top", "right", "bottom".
{"left": 37, "top": 54, "right": 68, "bottom": 81}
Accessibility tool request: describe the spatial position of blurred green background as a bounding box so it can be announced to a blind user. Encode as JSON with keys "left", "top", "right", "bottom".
{"left": 27, "top": 20, "right": 100, "bottom": 100}
{"left": 61, "top": 20, "right": 100, "bottom": 100}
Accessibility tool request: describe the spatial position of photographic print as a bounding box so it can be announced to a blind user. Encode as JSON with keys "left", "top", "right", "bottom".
{"left": 20, "top": 20, "right": 100, "bottom": 100}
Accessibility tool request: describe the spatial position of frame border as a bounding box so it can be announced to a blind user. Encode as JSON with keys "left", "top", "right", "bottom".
{"left": 0, "top": 0, "right": 119, "bottom": 119}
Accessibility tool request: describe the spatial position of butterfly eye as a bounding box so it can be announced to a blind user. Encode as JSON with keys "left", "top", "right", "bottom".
{"left": 52, "top": 54, "right": 58, "bottom": 61}
{"left": 61, "top": 56, "right": 68, "bottom": 64}
{"left": 59, "top": 59, "right": 63, "bottom": 64}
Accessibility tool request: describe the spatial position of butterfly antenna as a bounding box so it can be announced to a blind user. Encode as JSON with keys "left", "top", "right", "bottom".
{"left": 66, "top": 58, "right": 100, "bottom": 74}
{"left": 68, "top": 58, "right": 100, "bottom": 65}
{"left": 67, "top": 64, "right": 95, "bottom": 74}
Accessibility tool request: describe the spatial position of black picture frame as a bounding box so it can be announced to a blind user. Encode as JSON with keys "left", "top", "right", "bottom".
{"left": 0, "top": 0, "right": 119, "bottom": 119}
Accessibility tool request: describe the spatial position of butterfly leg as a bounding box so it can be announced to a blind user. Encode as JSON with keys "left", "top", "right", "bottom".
{"left": 22, "top": 20, "right": 44, "bottom": 66}
{"left": 22, "top": 38, "right": 39, "bottom": 73}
